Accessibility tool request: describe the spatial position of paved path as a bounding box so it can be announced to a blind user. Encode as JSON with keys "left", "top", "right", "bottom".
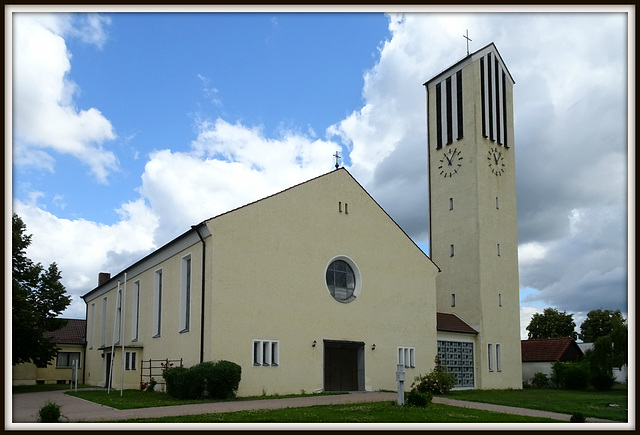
{"left": 10, "top": 389, "right": 622, "bottom": 425}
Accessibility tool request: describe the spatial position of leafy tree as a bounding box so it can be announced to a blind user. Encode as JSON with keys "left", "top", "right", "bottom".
{"left": 526, "top": 307, "right": 577, "bottom": 340}
{"left": 12, "top": 213, "right": 71, "bottom": 366}
{"left": 579, "top": 309, "right": 626, "bottom": 343}
{"left": 583, "top": 313, "right": 627, "bottom": 390}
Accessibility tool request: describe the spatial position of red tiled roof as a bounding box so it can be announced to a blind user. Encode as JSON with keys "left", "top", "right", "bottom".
{"left": 43, "top": 319, "right": 86, "bottom": 345}
{"left": 437, "top": 312, "right": 478, "bottom": 334}
{"left": 521, "top": 338, "right": 583, "bottom": 362}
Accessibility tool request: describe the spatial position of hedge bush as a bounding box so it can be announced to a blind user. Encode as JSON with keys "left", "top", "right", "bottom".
{"left": 204, "top": 360, "right": 242, "bottom": 399}
{"left": 38, "top": 401, "right": 62, "bottom": 423}
{"left": 531, "top": 372, "right": 550, "bottom": 388}
{"left": 551, "top": 361, "right": 589, "bottom": 390}
{"left": 162, "top": 360, "right": 241, "bottom": 400}
{"left": 405, "top": 389, "right": 433, "bottom": 408}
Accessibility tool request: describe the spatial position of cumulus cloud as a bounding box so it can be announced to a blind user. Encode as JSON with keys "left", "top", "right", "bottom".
{"left": 140, "top": 118, "right": 340, "bottom": 245}
{"left": 12, "top": 13, "right": 117, "bottom": 184}
{"left": 13, "top": 197, "right": 159, "bottom": 317}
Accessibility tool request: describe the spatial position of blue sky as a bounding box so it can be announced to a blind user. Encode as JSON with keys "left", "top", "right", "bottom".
{"left": 9, "top": 7, "right": 632, "bottom": 340}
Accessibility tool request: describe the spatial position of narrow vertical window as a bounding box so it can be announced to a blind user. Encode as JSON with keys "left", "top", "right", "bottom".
{"left": 338, "top": 201, "right": 342, "bottom": 213}
{"left": 487, "top": 53, "right": 494, "bottom": 141}
{"left": 480, "top": 57, "right": 487, "bottom": 138}
{"left": 88, "top": 303, "right": 95, "bottom": 349}
{"left": 180, "top": 255, "right": 192, "bottom": 332}
{"left": 449, "top": 197, "right": 454, "bottom": 211}
{"left": 498, "top": 293, "right": 502, "bottom": 307}
{"left": 488, "top": 343, "right": 494, "bottom": 371}
{"left": 502, "top": 71, "right": 509, "bottom": 148}
{"left": 114, "top": 289, "right": 122, "bottom": 344}
{"left": 263, "top": 341, "right": 271, "bottom": 366}
{"left": 153, "top": 269, "right": 163, "bottom": 337}
{"left": 131, "top": 281, "right": 140, "bottom": 341}
{"left": 497, "top": 244, "right": 501, "bottom": 256}
{"left": 409, "top": 348, "right": 416, "bottom": 368}
{"left": 435, "top": 82, "right": 443, "bottom": 149}
{"left": 398, "top": 348, "right": 405, "bottom": 367}
{"left": 451, "top": 293, "right": 456, "bottom": 307}
{"left": 450, "top": 244, "right": 455, "bottom": 257}
{"left": 271, "top": 342, "right": 279, "bottom": 366}
{"left": 445, "top": 76, "right": 453, "bottom": 144}
{"left": 495, "top": 58, "right": 501, "bottom": 144}
{"left": 344, "top": 203, "right": 348, "bottom": 215}
{"left": 101, "top": 297, "right": 107, "bottom": 347}
{"left": 495, "top": 196, "right": 499, "bottom": 209}
{"left": 253, "top": 341, "right": 262, "bottom": 365}
{"left": 456, "top": 70, "right": 463, "bottom": 140}
{"left": 496, "top": 344, "right": 502, "bottom": 371}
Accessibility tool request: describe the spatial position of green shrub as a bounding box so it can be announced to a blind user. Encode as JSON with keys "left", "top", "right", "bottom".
{"left": 405, "top": 389, "right": 433, "bottom": 408}
{"left": 531, "top": 372, "right": 550, "bottom": 388}
{"left": 570, "top": 412, "right": 586, "bottom": 423}
{"left": 162, "top": 366, "right": 189, "bottom": 399}
{"left": 38, "top": 401, "right": 62, "bottom": 423}
{"left": 162, "top": 360, "right": 241, "bottom": 400}
{"left": 203, "top": 360, "right": 242, "bottom": 399}
{"left": 551, "top": 361, "right": 589, "bottom": 390}
{"left": 412, "top": 370, "right": 456, "bottom": 395}
{"left": 590, "top": 370, "right": 616, "bottom": 391}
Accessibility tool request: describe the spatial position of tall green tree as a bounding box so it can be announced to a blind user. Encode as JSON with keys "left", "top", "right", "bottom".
{"left": 579, "top": 309, "right": 626, "bottom": 343}
{"left": 526, "top": 307, "right": 577, "bottom": 340}
{"left": 12, "top": 213, "right": 71, "bottom": 366}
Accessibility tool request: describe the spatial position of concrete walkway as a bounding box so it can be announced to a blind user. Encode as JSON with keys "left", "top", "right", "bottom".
{"left": 10, "top": 389, "right": 622, "bottom": 425}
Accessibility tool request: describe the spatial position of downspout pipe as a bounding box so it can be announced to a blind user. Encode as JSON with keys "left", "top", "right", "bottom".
{"left": 192, "top": 225, "right": 207, "bottom": 364}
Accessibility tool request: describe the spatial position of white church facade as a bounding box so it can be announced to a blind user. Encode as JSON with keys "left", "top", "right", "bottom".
{"left": 81, "top": 42, "right": 522, "bottom": 395}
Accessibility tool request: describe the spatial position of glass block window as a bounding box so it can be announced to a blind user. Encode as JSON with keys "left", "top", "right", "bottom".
{"left": 437, "top": 340, "right": 474, "bottom": 388}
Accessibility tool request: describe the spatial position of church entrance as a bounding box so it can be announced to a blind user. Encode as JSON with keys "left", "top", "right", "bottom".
{"left": 104, "top": 352, "right": 112, "bottom": 388}
{"left": 323, "top": 340, "right": 365, "bottom": 391}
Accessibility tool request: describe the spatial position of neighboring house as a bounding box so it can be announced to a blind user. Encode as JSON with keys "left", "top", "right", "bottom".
{"left": 12, "top": 319, "right": 86, "bottom": 386}
{"left": 577, "top": 342, "right": 628, "bottom": 384}
{"left": 521, "top": 337, "right": 583, "bottom": 385}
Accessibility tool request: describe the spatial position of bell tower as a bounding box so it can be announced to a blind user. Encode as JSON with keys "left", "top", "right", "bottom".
{"left": 425, "top": 43, "right": 522, "bottom": 389}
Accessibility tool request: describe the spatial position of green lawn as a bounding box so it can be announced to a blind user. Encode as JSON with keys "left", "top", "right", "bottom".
{"left": 13, "top": 383, "right": 92, "bottom": 394}
{"left": 65, "top": 385, "right": 628, "bottom": 423}
{"left": 66, "top": 389, "right": 347, "bottom": 410}
{"left": 107, "top": 401, "right": 563, "bottom": 423}
{"left": 448, "top": 386, "right": 628, "bottom": 422}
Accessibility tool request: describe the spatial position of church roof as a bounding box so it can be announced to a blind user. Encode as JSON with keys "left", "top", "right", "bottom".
{"left": 83, "top": 167, "right": 439, "bottom": 299}
{"left": 43, "top": 319, "right": 86, "bottom": 345}
{"left": 521, "top": 338, "right": 584, "bottom": 363}
{"left": 436, "top": 312, "right": 478, "bottom": 334}
{"left": 423, "top": 42, "right": 515, "bottom": 88}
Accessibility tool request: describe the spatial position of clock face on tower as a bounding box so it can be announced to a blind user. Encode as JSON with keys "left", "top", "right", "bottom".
{"left": 487, "top": 147, "right": 506, "bottom": 176}
{"left": 438, "top": 147, "right": 463, "bottom": 178}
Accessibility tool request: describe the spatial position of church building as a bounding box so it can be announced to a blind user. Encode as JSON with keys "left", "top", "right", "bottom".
{"left": 81, "top": 42, "right": 522, "bottom": 395}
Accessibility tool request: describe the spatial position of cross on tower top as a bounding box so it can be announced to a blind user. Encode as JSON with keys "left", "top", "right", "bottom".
{"left": 333, "top": 151, "right": 342, "bottom": 170}
{"left": 463, "top": 29, "right": 472, "bottom": 56}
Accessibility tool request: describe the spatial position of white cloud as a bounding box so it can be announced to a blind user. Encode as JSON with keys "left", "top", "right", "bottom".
{"left": 12, "top": 13, "right": 118, "bottom": 184}
{"left": 13, "top": 197, "right": 158, "bottom": 318}
{"left": 140, "top": 118, "right": 340, "bottom": 244}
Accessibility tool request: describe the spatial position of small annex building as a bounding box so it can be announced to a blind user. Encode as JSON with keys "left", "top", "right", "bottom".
{"left": 81, "top": 169, "right": 441, "bottom": 395}
{"left": 520, "top": 338, "right": 584, "bottom": 385}
{"left": 12, "top": 319, "right": 86, "bottom": 386}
